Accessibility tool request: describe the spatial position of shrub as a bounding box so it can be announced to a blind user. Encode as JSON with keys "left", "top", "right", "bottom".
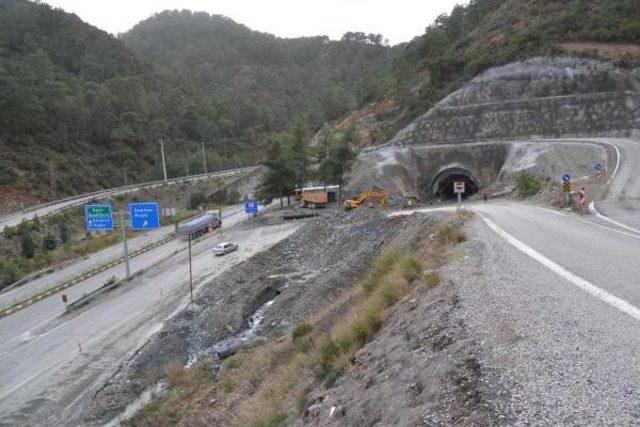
{"left": 0, "top": 262, "right": 21, "bottom": 287}
{"left": 436, "top": 224, "right": 467, "bottom": 245}
{"left": 295, "top": 394, "right": 309, "bottom": 415}
{"left": 3, "top": 226, "right": 16, "bottom": 239}
{"left": 42, "top": 232, "right": 57, "bottom": 251}
{"left": 21, "top": 229, "right": 35, "bottom": 259}
{"left": 424, "top": 271, "right": 441, "bottom": 288}
{"left": 251, "top": 411, "right": 287, "bottom": 427}
{"left": 291, "top": 322, "right": 312, "bottom": 340}
{"left": 58, "top": 221, "right": 71, "bottom": 243}
{"left": 166, "top": 362, "right": 190, "bottom": 387}
{"left": 400, "top": 256, "right": 422, "bottom": 282}
{"left": 362, "top": 248, "right": 401, "bottom": 295}
{"left": 516, "top": 173, "right": 542, "bottom": 198}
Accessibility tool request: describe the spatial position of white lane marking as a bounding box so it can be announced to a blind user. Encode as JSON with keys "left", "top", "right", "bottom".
{"left": 589, "top": 201, "right": 640, "bottom": 235}
{"left": 0, "top": 303, "right": 155, "bottom": 400}
{"left": 0, "top": 314, "right": 58, "bottom": 355}
{"left": 602, "top": 141, "right": 621, "bottom": 187}
{"left": 387, "top": 205, "right": 459, "bottom": 217}
{"left": 481, "top": 215, "right": 640, "bottom": 322}
{"left": 0, "top": 351, "right": 68, "bottom": 401}
{"left": 535, "top": 206, "right": 640, "bottom": 240}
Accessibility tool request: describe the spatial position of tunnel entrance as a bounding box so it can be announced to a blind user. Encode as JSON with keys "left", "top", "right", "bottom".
{"left": 432, "top": 167, "right": 480, "bottom": 201}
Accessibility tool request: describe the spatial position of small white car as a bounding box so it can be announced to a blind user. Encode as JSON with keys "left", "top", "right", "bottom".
{"left": 213, "top": 242, "right": 238, "bottom": 256}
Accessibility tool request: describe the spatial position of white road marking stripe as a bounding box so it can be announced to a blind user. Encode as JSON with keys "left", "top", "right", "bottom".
{"left": 603, "top": 141, "right": 621, "bottom": 187}
{"left": 481, "top": 215, "right": 640, "bottom": 322}
{"left": 535, "top": 206, "right": 640, "bottom": 239}
{"left": 589, "top": 201, "right": 640, "bottom": 235}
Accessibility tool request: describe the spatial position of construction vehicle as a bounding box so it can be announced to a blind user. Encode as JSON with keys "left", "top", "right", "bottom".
{"left": 296, "top": 185, "right": 339, "bottom": 208}
{"left": 344, "top": 189, "right": 389, "bottom": 211}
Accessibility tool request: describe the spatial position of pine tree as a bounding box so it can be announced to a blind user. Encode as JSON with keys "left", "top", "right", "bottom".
{"left": 257, "top": 137, "right": 296, "bottom": 206}
{"left": 21, "top": 228, "right": 35, "bottom": 259}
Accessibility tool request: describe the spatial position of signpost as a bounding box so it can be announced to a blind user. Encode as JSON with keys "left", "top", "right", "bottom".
{"left": 129, "top": 202, "right": 161, "bottom": 231}
{"left": 595, "top": 163, "right": 604, "bottom": 181}
{"left": 562, "top": 173, "right": 572, "bottom": 207}
{"left": 562, "top": 173, "right": 572, "bottom": 191}
{"left": 453, "top": 182, "right": 465, "bottom": 210}
{"left": 245, "top": 200, "right": 259, "bottom": 217}
{"left": 85, "top": 205, "right": 114, "bottom": 231}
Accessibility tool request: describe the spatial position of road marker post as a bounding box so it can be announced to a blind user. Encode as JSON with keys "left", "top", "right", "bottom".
{"left": 188, "top": 233, "right": 193, "bottom": 304}
{"left": 562, "top": 173, "right": 572, "bottom": 207}
{"left": 78, "top": 342, "right": 82, "bottom": 353}
{"left": 453, "top": 182, "right": 465, "bottom": 211}
{"left": 120, "top": 210, "right": 131, "bottom": 277}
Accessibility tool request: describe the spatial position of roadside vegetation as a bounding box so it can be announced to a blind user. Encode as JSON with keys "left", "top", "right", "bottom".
{"left": 516, "top": 173, "right": 543, "bottom": 198}
{"left": 132, "top": 213, "right": 470, "bottom": 426}
{"left": 0, "top": 177, "right": 239, "bottom": 291}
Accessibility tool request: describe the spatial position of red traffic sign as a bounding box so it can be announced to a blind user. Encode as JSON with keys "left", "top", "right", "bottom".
{"left": 453, "top": 182, "right": 466, "bottom": 194}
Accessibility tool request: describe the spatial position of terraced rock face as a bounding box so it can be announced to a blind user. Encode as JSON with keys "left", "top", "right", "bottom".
{"left": 388, "top": 57, "right": 640, "bottom": 146}
{"left": 348, "top": 57, "right": 635, "bottom": 201}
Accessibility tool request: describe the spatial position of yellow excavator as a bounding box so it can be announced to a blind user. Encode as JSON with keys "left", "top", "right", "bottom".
{"left": 344, "top": 189, "right": 389, "bottom": 211}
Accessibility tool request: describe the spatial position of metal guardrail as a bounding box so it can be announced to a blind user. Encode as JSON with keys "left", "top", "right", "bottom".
{"left": 1, "top": 166, "right": 260, "bottom": 230}
{"left": 63, "top": 222, "right": 227, "bottom": 314}
{"left": 0, "top": 234, "right": 176, "bottom": 319}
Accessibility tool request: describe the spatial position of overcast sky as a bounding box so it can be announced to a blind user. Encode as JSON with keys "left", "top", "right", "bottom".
{"left": 42, "top": 0, "right": 463, "bottom": 45}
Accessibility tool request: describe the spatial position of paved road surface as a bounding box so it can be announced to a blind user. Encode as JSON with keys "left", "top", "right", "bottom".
{"left": 0, "top": 220, "right": 300, "bottom": 425}
{"left": 457, "top": 202, "right": 640, "bottom": 424}
{"left": 0, "top": 205, "right": 247, "bottom": 312}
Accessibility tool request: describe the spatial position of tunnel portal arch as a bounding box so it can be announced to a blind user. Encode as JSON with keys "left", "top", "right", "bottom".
{"left": 431, "top": 165, "right": 480, "bottom": 200}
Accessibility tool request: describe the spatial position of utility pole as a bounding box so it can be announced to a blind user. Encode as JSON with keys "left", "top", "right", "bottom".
{"left": 49, "top": 161, "right": 56, "bottom": 202}
{"left": 120, "top": 210, "right": 131, "bottom": 277}
{"left": 123, "top": 160, "right": 128, "bottom": 186}
{"left": 160, "top": 138, "right": 168, "bottom": 182}
{"left": 188, "top": 233, "right": 193, "bottom": 303}
{"left": 201, "top": 141, "right": 207, "bottom": 175}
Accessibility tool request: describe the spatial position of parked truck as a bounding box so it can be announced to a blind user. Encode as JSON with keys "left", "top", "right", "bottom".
{"left": 176, "top": 211, "right": 221, "bottom": 239}
{"left": 296, "top": 185, "right": 339, "bottom": 208}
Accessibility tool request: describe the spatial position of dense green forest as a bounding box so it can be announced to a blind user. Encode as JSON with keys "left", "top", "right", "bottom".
{"left": 1, "top": 0, "right": 640, "bottom": 206}
{"left": 0, "top": 1, "right": 392, "bottom": 205}
{"left": 392, "top": 0, "right": 640, "bottom": 119}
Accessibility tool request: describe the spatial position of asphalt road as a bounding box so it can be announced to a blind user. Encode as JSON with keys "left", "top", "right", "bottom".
{"left": 586, "top": 138, "right": 640, "bottom": 232}
{"left": 0, "top": 167, "right": 258, "bottom": 231}
{"left": 0, "top": 205, "right": 247, "bottom": 312}
{"left": 0, "top": 219, "right": 300, "bottom": 426}
{"left": 455, "top": 202, "right": 640, "bottom": 424}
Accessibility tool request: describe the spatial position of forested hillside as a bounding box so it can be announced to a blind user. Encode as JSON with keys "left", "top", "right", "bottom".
{"left": 0, "top": 3, "right": 392, "bottom": 206}
{"left": 0, "top": 0, "right": 198, "bottom": 204}
{"left": 320, "top": 0, "right": 640, "bottom": 149}
{"left": 2, "top": 0, "right": 639, "bottom": 207}
{"left": 122, "top": 11, "right": 392, "bottom": 130}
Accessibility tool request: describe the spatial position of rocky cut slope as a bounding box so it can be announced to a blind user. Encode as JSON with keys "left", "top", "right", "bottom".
{"left": 388, "top": 57, "right": 640, "bottom": 146}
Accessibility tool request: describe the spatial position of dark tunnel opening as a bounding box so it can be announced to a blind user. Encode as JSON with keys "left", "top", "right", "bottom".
{"left": 432, "top": 168, "right": 480, "bottom": 201}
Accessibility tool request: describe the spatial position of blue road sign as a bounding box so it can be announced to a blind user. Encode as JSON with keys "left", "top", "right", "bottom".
{"left": 562, "top": 173, "right": 571, "bottom": 183}
{"left": 85, "top": 204, "right": 114, "bottom": 231}
{"left": 129, "top": 202, "right": 161, "bottom": 230}
{"left": 245, "top": 200, "right": 259, "bottom": 214}
{"left": 595, "top": 163, "right": 604, "bottom": 172}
